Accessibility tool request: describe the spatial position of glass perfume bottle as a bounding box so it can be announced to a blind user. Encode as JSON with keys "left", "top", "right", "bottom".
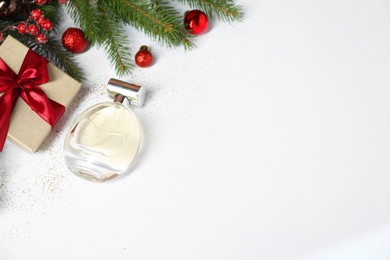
{"left": 64, "top": 79, "right": 145, "bottom": 182}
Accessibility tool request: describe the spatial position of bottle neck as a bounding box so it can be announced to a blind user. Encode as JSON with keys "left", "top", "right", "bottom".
{"left": 114, "top": 94, "right": 125, "bottom": 103}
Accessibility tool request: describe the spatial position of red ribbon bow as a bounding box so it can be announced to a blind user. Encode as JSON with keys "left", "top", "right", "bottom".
{"left": 0, "top": 49, "right": 65, "bottom": 152}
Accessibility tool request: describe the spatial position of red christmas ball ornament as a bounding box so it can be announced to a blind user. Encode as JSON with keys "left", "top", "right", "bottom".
{"left": 135, "top": 46, "right": 153, "bottom": 67}
{"left": 17, "top": 22, "right": 27, "bottom": 34}
{"left": 30, "top": 9, "right": 43, "bottom": 20}
{"left": 184, "top": 10, "right": 208, "bottom": 35}
{"left": 28, "top": 24, "right": 39, "bottom": 35}
{"left": 58, "top": 0, "right": 68, "bottom": 4}
{"left": 62, "top": 27, "right": 89, "bottom": 53}
{"left": 35, "top": 33, "right": 47, "bottom": 44}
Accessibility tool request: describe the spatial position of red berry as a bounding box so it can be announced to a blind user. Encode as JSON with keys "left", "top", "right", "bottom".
{"left": 35, "top": 33, "right": 47, "bottom": 44}
{"left": 28, "top": 24, "right": 39, "bottom": 35}
{"left": 17, "top": 22, "right": 27, "bottom": 34}
{"left": 38, "top": 17, "right": 46, "bottom": 26}
{"left": 0, "top": 33, "right": 4, "bottom": 42}
{"left": 40, "top": 19, "right": 53, "bottom": 31}
{"left": 37, "top": 16, "right": 45, "bottom": 25}
{"left": 30, "top": 9, "right": 43, "bottom": 20}
{"left": 35, "top": 0, "right": 46, "bottom": 5}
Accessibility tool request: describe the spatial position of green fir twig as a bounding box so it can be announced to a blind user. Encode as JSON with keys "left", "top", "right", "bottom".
{"left": 96, "top": 0, "right": 134, "bottom": 76}
{"left": 176, "top": 0, "right": 244, "bottom": 22}
{"left": 111, "top": 0, "right": 193, "bottom": 49}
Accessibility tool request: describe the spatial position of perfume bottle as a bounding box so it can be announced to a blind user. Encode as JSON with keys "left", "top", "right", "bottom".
{"left": 64, "top": 79, "right": 145, "bottom": 182}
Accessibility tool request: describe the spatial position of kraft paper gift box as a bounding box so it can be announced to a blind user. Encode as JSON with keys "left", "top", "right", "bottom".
{"left": 0, "top": 35, "right": 81, "bottom": 153}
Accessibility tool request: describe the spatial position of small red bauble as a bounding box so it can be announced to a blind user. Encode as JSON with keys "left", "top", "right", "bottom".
{"left": 184, "top": 10, "right": 208, "bottom": 35}
{"left": 17, "top": 22, "right": 27, "bottom": 34}
{"left": 30, "top": 9, "right": 43, "bottom": 20}
{"left": 28, "top": 24, "right": 39, "bottom": 35}
{"left": 35, "top": 33, "right": 47, "bottom": 44}
{"left": 0, "top": 33, "right": 4, "bottom": 42}
{"left": 58, "top": 0, "right": 68, "bottom": 3}
{"left": 62, "top": 27, "right": 89, "bottom": 53}
{"left": 135, "top": 46, "right": 153, "bottom": 67}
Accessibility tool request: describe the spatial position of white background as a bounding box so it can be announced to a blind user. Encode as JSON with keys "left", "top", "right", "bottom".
{"left": 2, "top": 0, "right": 390, "bottom": 259}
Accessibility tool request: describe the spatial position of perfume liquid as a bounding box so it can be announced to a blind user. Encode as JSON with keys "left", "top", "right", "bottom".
{"left": 64, "top": 102, "right": 141, "bottom": 182}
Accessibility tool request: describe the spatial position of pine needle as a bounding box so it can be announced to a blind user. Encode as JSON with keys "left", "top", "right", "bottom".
{"left": 111, "top": 0, "right": 194, "bottom": 49}
{"left": 176, "top": 0, "right": 244, "bottom": 22}
{"left": 97, "top": 0, "right": 134, "bottom": 76}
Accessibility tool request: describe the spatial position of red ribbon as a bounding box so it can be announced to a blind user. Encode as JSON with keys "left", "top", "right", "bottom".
{"left": 0, "top": 49, "right": 65, "bottom": 152}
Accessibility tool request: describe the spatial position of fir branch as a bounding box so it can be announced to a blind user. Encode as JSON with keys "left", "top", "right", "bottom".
{"left": 109, "top": 0, "right": 193, "bottom": 49}
{"left": 96, "top": 0, "right": 134, "bottom": 76}
{"left": 176, "top": 0, "right": 244, "bottom": 22}
{"left": 65, "top": 0, "right": 100, "bottom": 44}
{"left": 29, "top": 36, "right": 84, "bottom": 82}
{"left": 2, "top": 0, "right": 244, "bottom": 79}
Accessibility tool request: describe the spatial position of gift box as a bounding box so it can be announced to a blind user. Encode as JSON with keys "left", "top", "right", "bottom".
{"left": 0, "top": 36, "right": 81, "bottom": 153}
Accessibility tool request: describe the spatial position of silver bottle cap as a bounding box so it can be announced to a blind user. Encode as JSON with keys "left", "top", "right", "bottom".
{"left": 107, "top": 78, "right": 145, "bottom": 106}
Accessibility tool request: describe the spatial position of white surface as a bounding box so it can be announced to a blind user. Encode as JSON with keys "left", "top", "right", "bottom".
{"left": 2, "top": 1, "right": 390, "bottom": 259}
